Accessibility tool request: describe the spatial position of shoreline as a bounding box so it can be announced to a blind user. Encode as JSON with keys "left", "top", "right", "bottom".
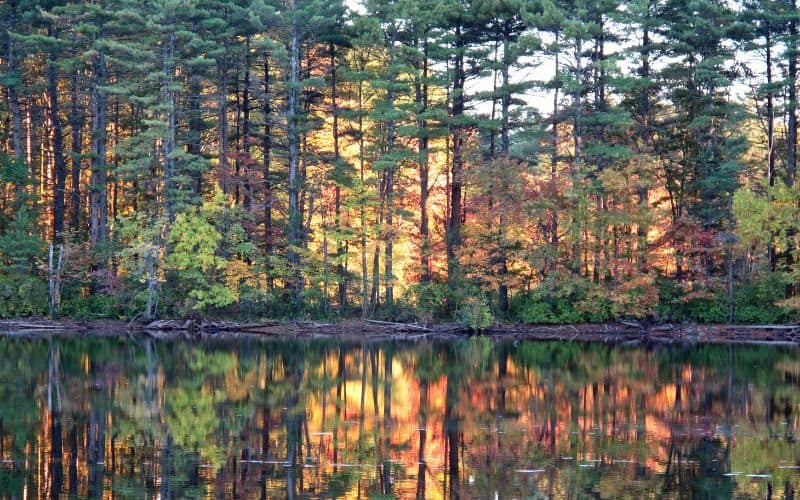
{"left": 0, "top": 318, "right": 799, "bottom": 347}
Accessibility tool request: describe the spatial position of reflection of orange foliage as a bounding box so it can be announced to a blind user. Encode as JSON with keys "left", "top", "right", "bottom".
{"left": 16, "top": 345, "right": 800, "bottom": 498}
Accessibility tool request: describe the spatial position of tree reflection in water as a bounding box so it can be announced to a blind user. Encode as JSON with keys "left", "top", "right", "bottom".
{"left": 0, "top": 335, "right": 799, "bottom": 498}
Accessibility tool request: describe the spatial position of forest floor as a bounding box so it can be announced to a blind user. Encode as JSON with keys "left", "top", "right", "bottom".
{"left": 1, "top": 318, "right": 800, "bottom": 346}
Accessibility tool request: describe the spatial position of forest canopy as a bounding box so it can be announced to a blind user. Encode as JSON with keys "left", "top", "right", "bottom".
{"left": 1, "top": 0, "right": 799, "bottom": 325}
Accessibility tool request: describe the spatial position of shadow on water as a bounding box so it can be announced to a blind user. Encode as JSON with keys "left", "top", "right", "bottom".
{"left": 0, "top": 333, "right": 799, "bottom": 498}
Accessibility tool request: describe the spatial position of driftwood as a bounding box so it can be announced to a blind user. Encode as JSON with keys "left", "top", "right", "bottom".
{"left": 364, "top": 319, "right": 431, "bottom": 332}
{"left": 3, "top": 321, "right": 71, "bottom": 330}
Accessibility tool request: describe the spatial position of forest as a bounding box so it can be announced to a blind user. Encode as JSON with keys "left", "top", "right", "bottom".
{"left": 1, "top": 0, "right": 799, "bottom": 325}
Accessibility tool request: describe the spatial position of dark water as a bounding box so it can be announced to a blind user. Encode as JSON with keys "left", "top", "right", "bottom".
{"left": 0, "top": 334, "right": 799, "bottom": 499}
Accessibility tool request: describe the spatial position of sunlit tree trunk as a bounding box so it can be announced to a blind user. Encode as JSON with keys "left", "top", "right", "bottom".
{"left": 414, "top": 37, "right": 432, "bottom": 282}
{"left": 68, "top": 60, "right": 83, "bottom": 233}
{"left": 330, "top": 42, "right": 347, "bottom": 309}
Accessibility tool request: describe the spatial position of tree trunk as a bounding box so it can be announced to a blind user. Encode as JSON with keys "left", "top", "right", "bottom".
{"left": 69, "top": 64, "right": 83, "bottom": 231}
{"left": 766, "top": 28, "right": 776, "bottom": 270}
{"left": 188, "top": 70, "right": 203, "bottom": 197}
{"left": 497, "top": 29, "right": 511, "bottom": 313}
{"left": 571, "top": 35, "right": 583, "bottom": 275}
{"left": 384, "top": 55, "right": 396, "bottom": 307}
{"left": 788, "top": 0, "right": 797, "bottom": 187}
{"left": 162, "top": 31, "right": 177, "bottom": 224}
{"left": 287, "top": 1, "right": 303, "bottom": 302}
{"left": 263, "top": 54, "right": 274, "bottom": 289}
{"left": 5, "top": 33, "right": 23, "bottom": 164}
{"left": 447, "top": 25, "right": 465, "bottom": 296}
{"left": 417, "top": 38, "right": 431, "bottom": 282}
{"left": 637, "top": 15, "right": 652, "bottom": 273}
{"left": 787, "top": 0, "right": 797, "bottom": 295}
{"left": 218, "top": 56, "right": 230, "bottom": 195}
{"left": 550, "top": 30, "right": 560, "bottom": 271}
{"left": 90, "top": 50, "right": 108, "bottom": 248}
{"left": 47, "top": 28, "right": 67, "bottom": 244}
{"left": 242, "top": 36, "right": 252, "bottom": 209}
{"left": 330, "top": 42, "right": 347, "bottom": 309}
{"left": 358, "top": 64, "right": 369, "bottom": 317}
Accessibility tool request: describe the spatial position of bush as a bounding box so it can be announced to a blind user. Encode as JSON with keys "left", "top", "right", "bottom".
{"left": 0, "top": 275, "right": 48, "bottom": 318}
{"left": 734, "top": 273, "right": 797, "bottom": 323}
{"left": 60, "top": 291, "right": 126, "bottom": 320}
{"left": 404, "top": 281, "right": 449, "bottom": 320}
{"left": 655, "top": 272, "right": 799, "bottom": 324}
{"left": 512, "top": 277, "right": 600, "bottom": 324}
{"left": 457, "top": 296, "right": 494, "bottom": 330}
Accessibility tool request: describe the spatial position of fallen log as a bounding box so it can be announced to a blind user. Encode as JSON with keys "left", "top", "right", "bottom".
{"left": 364, "top": 319, "right": 431, "bottom": 332}
{"left": 7, "top": 322, "right": 70, "bottom": 330}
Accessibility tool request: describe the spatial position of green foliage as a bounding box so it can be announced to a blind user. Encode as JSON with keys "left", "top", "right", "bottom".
{"left": 404, "top": 281, "right": 449, "bottom": 319}
{"left": 0, "top": 205, "right": 42, "bottom": 275}
{"left": 166, "top": 193, "right": 237, "bottom": 315}
{"left": 512, "top": 278, "right": 607, "bottom": 324}
{"left": 654, "top": 273, "right": 800, "bottom": 324}
{"left": 734, "top": 274, "right": 798, "bottom": 323}
{"left": 59, "top": 286, "right": 125, "bottom": 320}
{"left": 457, "top": 296, "right": 494, "bottom": 331}
{"left": 0, "top": 153, "right": 29, "bottom": 187}
{"left": 0, "top": 275, "right": 48, "bottom": 318}
{"left": 0, "top": 169, "right": 46, "bottom": 318}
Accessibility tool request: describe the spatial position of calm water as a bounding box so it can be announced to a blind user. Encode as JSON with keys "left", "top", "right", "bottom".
{"left": 0, "top": 334, "right": 799, "bottom": 499}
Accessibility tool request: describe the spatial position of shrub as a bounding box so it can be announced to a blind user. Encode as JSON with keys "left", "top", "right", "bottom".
{"left": 0, "top": 275, "right": 48, "bottom": 318}
{"left": 405, "top": 281, "right": 449, "bottom": 319}
{"left": 655, "top": 272, "right": 798, "bottom": 324}
{"left": 457, "top": 296, "right": 494, "bottom": 330}
{"left": 511, "top": 277, "right": 594, "bottom": 324}
{"left": 60, "top": 291, "right": 125, "bottom": 320}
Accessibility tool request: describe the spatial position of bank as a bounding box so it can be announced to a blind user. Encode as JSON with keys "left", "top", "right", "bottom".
{"left": 1, "top": 318, "right": 799, "bottom": 347}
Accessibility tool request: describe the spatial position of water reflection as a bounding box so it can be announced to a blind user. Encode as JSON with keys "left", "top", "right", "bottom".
{"left": 0, "top": 335, "right": 799, "bottom": 498}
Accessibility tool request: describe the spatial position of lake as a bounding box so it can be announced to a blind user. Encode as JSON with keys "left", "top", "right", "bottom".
{"left": 0, "top": 334, "right": 798, "bottom": 499}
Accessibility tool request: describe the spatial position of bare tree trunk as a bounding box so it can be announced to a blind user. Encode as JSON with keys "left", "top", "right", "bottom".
{"left": 145, "top": 248, "right": 157, "bottom": 320}
{"left": 48, "top": 243, "right": 65, "bottom": 316}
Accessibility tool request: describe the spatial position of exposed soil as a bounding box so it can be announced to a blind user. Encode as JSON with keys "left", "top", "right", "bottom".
{"left": 1, "top": 318, "right": 800, "bottom": 346}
